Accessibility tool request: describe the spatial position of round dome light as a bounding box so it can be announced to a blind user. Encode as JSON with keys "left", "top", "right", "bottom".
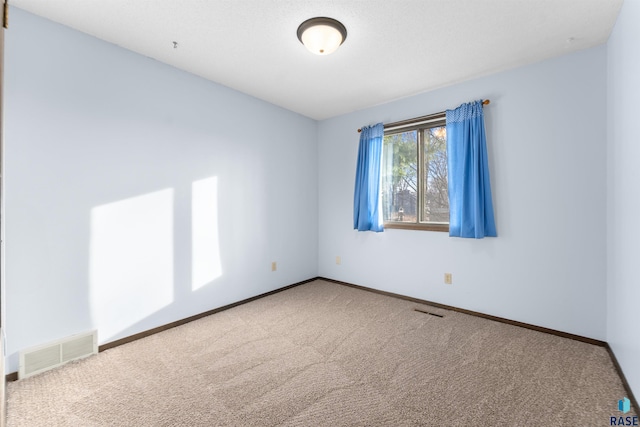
{"left": 297, "top": 17, "right": 347, "bottom": 55}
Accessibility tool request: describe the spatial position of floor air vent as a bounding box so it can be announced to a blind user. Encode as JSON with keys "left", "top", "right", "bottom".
{"left": 414, "top": 308, "right": 444, "bottom": 318}
{"left": 19, "top": 330, "right": 97, "bottom": 379}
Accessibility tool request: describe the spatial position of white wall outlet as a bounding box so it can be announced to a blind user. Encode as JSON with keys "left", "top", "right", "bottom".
{"left": 271, "top": 262, "right": 277, "bottom": 272}
{"left": 336, "top": 256, "right": 341, "bottom": 265}
{"left": 444, "top": 273, "right": 452, "bottom": 284}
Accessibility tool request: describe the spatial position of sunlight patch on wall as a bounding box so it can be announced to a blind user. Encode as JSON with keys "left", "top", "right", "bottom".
{"left": 192, "top": 176, "right": 222, "bottom": 290}
{"left": 89, "top": 189, "right": 174, "bottom": 342}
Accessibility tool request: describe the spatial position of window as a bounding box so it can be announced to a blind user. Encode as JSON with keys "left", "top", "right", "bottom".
{"left": 381, "top": 115, "right": 448, "bottom": 231}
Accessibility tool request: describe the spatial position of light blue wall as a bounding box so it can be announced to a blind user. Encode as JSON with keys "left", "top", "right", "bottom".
{"left": 5, "top": 9, "right": 318, "bottom": 373}
{"left": 607, "top": 0, "right": 640, "bottom": 399}
{"left": 318, "top": 46, "right": 608, "bottom": 341}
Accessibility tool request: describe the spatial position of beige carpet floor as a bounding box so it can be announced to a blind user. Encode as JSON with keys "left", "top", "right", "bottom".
{"left": 7, "top": 280, "right": 636, "bottom": 426}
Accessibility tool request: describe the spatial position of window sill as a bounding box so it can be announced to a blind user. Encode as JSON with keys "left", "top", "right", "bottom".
{"left": 383, "top": 222, "right": 449, "bottom": 232}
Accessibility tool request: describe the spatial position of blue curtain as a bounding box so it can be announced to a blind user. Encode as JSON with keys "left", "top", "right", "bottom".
{"left": 446, "top": 100, "right": 496, "bottom": 238}
{"left": 353, "top": 123, "right": 384, "bottom": 232}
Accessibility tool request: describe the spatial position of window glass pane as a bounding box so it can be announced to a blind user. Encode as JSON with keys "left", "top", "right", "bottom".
{"left": 422, "top": 126, "right": 449, "bottom": 223}
{"left": 382, "top": 131, "right": 418, "bottom": 223}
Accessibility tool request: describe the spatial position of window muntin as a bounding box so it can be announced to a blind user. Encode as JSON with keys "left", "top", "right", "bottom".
{"left": 381, "top": 120, "right": 448, "bottom": 231}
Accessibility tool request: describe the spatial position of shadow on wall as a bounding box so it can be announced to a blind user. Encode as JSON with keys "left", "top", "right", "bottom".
{"left": 89, "top": 177, "right": 222, "bottom": 343}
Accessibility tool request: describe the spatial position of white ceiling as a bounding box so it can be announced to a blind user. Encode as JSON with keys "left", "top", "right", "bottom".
{"left": 11, "top": 0, "right": 623, "bottom": 120}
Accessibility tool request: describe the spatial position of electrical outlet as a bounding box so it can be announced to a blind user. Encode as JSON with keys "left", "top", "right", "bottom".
{"left": 336, "top": 256, "right": 341, "bottom": 265}
{"left": 271, "top": 262, "right": 277, "bottom": 272}
{"left": 444, "top": 273, "right": 452, "bottom": 284}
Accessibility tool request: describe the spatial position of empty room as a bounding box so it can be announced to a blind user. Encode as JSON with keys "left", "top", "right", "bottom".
{"left": 1, "top": 0, "right": 638, "bottom": 426}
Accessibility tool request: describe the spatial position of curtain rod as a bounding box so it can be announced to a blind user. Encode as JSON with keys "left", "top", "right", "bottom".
{"left": 357, "top": 99, "right": 490, "bottom": 133}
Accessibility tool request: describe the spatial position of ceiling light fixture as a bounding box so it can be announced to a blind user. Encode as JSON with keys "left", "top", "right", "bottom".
{"left": 297, "top": 17, "right": 347, "bottom": 56}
